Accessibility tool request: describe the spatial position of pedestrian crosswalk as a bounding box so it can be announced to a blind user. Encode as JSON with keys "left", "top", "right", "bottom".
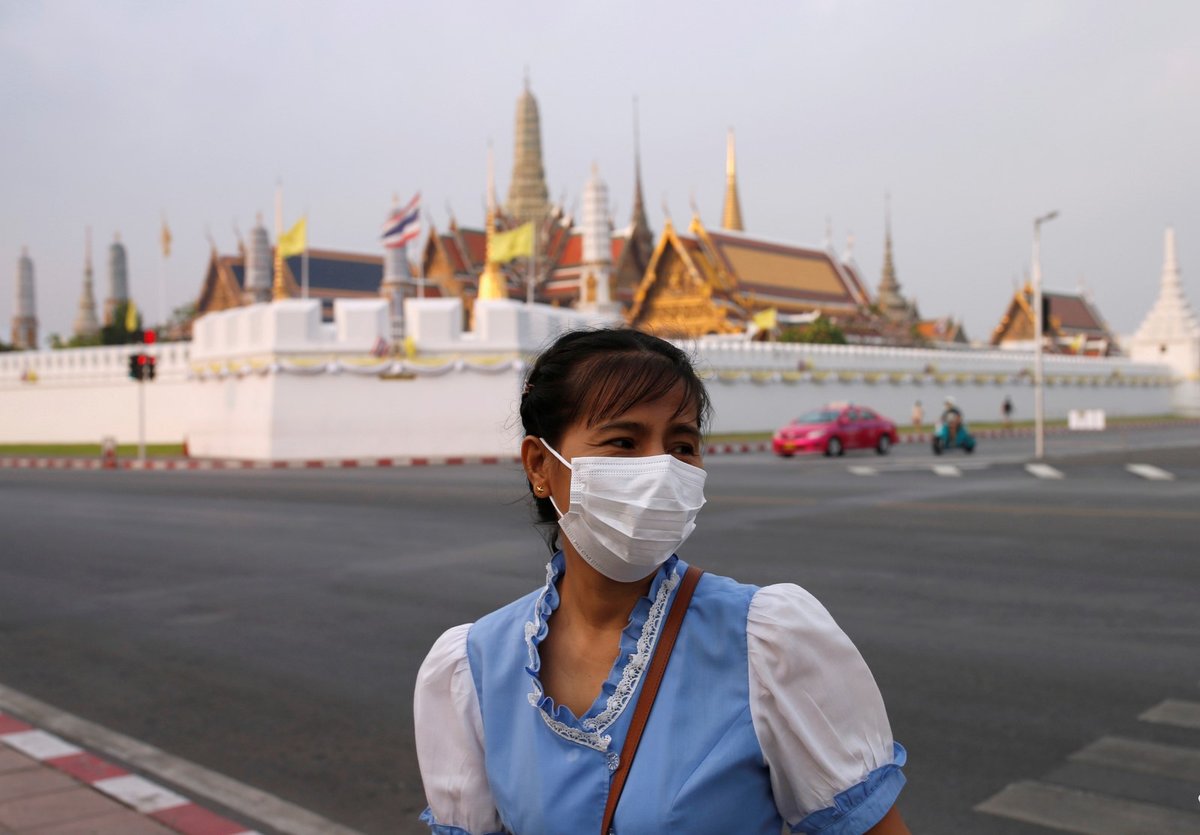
{"left": 844, "top": 461, "right": 1185, "bottom": 481}
{"left": 976, "top": 696, "right": 1200, "bottom": 833}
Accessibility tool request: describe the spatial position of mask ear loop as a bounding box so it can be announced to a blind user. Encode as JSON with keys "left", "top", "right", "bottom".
{"left": 539, "top": 439, "right": 572, "bottom": 520}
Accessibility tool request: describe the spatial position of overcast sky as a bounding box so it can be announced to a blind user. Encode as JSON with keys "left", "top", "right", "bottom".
{"left": 2, "top": 0, "right": 1198, "bottom": 344}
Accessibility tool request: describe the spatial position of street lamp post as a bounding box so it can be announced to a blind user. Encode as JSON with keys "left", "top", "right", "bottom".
{"left": 1032, "top": 210, "right": 1059, "bottom": 460}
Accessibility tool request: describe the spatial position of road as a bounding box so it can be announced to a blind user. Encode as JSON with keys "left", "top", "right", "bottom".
{"left": 0, "top": 426, "right": 1198, "bottom": 834}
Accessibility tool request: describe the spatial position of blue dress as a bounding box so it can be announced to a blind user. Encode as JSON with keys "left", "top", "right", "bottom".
{"left": 414, "top": 554, "right": 905, "bottom": 834}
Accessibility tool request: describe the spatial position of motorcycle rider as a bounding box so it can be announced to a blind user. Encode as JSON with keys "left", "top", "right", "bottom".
{"left": 941, "top": 397, "right": 964, "bottom": 444}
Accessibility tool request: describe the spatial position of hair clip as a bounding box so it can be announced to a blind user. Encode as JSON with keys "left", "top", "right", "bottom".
{"left": 522, "top": 381, "right": 533, "bottom": 395}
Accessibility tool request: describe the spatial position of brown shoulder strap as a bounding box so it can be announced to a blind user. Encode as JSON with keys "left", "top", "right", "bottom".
{"left": 600, "top": 564, "right": 704, "bottom": 835}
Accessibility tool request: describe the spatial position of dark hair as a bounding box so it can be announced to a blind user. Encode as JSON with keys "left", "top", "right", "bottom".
{"left": 519, "top": 328, "right": 711, "bottom": 550}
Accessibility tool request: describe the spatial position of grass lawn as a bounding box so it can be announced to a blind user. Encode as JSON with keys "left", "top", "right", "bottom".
{"left": 0, "top": 443, "right": 185, "bottom": 458}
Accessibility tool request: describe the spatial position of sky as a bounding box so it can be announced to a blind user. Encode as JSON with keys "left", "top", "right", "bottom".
{"left": 2, "top": 0, "right": 1198, "bottom": 345}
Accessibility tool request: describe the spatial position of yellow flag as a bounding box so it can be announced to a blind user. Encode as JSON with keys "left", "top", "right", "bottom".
{"left": 125, "top": 300, "right": 139, "bottom": 332}
{"left": 160, "top": 218, "right": 172, "bottom": 258}
{"left": 752, "top": 307, "right": 778, "bottom": 331}
{"left": 278, "top": 217, "right": 307, "bottom": 259}
{"left": 489, "top": 222, "right": 534, "bottom": 264}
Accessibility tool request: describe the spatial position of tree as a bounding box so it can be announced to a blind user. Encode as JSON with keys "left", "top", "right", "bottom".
{"left": 779, "top": 315, "right": 847, "bottom": 345}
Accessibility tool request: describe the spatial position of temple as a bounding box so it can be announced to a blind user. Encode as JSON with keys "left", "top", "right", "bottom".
{"left": 196, "top": 246, "right": 389, "bottom": 323}
{"left": 627, "top": 216, "right": 872, "bottom": 338}
{"left": 989, "top": 283, "right": 1119, "bottom": 356}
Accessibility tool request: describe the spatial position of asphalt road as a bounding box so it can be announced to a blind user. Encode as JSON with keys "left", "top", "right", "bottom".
{"left": 0, "top": 425, "right": 1198, "bottom": 834}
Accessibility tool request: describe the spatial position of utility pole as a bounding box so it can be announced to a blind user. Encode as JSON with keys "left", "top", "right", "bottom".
{"left": 1032, "top": 210, "right": 1059, "bottom": 460}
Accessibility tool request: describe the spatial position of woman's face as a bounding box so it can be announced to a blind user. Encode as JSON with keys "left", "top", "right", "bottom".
{"left": 524, "top": 384, "right": 703, "bottom": 516}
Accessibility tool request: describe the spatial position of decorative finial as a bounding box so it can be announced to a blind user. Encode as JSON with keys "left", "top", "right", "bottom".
{"left": 114, "top": 230, "right": 121, "bottom": 243}
{"left": 523, "top": 65, "right": 530, "bottom": 91}
{"left": 1165, "top": 225, "right": 1178, "bottom": 272}
{"left": 486, "top": 140, "right": 497, "bottom": 214}
{"left": 726, "top": 127, "right": 736, "bottom": 178}
{"left": 689, "top": 191, "right": 701, "bottom": 219}
{"left": 85, "top": 226, "right": 92, "bottom": 263}
{"left": 661, "top": 194, "right": 672, "bottom": 222}
{"left": 824, "top": 216, "right": 833, "bottom": 249}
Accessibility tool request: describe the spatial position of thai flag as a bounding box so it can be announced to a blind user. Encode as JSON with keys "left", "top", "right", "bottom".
{"left": 382, "top": 193, "right": 421, "bottom": 249}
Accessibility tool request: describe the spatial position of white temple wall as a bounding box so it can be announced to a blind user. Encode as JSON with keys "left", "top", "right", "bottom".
{"left": 0, "top": 299, "right": 1183, "bottom": 456}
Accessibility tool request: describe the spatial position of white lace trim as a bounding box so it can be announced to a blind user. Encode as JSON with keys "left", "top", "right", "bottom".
{"left": 522, "top": 558, "right": 682, "bottom": 752}
{"left": 583, "top": 566, "right": 679, "bottom": 734}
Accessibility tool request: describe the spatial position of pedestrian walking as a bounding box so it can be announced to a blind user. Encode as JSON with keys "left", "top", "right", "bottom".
{"left": 1002, "top": 395, "right": 1013, "bottom": 428}
{"left": 911, "top": 399, "right": 924, "bottom": 430}
{"left": 414, "top": 329, "right": 910, "bottom": 835}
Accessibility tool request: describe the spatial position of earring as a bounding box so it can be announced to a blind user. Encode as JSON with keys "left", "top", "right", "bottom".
{"left": 535, "top": 484, "right": 546, "bottom": 494}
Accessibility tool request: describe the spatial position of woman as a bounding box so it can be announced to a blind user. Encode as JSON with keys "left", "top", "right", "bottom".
{"left": 414, "top": 329, "right": 908, "bottom": 834}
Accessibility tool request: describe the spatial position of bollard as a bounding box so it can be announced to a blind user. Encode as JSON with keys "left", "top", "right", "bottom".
{"left": 101, "top": 436, "right": 117, "bottom": 470}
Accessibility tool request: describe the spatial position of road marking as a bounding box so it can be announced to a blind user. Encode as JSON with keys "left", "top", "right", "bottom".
{"left": 1069, "top": 735, "right": 1200, "bottom": 783}
{"left": 1025, "top": 463, "right": 1065, "bottom": 479}
{"left": 976, "top": 780, "right": 1200, "bottom": 834}
{"left": 847, "top": 466, "right": 878, "bottom": 476}
{"left": 0, "top": 682, "right": 365, "bottom": 835}
{"left": 1127, "top": 463, "right": 1176, "bottom": 481}
{"left": 93, "top": 773, "right": 188, "bottom": 813}
{"left": 932, "top": 464, "right": 962, "bottom": 477}
{"left": 881, "top": 500, "right": 1199, "bottom": 521}
{"left": 1140, "top": 699, "right": 1200, "bottom": 731}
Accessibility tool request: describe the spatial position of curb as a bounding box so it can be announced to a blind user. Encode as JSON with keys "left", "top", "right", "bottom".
{"left": 0, "top": 712, "right": 258, "bottom": 835}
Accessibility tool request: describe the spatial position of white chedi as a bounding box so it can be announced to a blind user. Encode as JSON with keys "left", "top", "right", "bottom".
{"left": 1130, "top": 227, "right": 1200, "bottom": 380}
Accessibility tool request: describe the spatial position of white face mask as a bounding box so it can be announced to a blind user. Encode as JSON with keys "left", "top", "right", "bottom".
{"left": 540, "top": 439, "right": 707, "bottom": 582}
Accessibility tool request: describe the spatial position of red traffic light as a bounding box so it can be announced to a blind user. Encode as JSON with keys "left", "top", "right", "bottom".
{"left": 138, "top": 354, "right": 148, "bottom": 365}
{"left": 144, "top": 329, "right": 157, "bottom": 345}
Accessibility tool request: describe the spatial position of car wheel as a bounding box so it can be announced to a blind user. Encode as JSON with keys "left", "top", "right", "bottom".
{"left": 778, "top": 452, "right": 794, "bottom": 458}
{"left": 825, "top": 437, "right": 844, "bottom": 457}
{"left": 876, "top": 435, "right": 891, "bottom": 455}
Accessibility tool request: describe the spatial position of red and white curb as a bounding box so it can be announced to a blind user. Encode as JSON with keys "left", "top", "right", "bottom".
{"left": 0, "top": 713, "right": 257, "bottom": 835}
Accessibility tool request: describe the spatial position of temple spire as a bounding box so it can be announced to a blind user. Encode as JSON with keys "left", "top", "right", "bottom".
{"left": 12, "top": 247, "right": 37, "bottom": 349}
{"left": 505, "top": 77, "right": 550, "bottom": 226}
{"left": 73, "top": 227, "right": 100, "bottom": 339}
{"left": 630, "top": 96, "right": 649, "bottom": 237}
{"left": 876, "top": 193, "right": 914, "bottom": 323}
{"left": 721, "top": 128, "right": 744, "bottom": 231}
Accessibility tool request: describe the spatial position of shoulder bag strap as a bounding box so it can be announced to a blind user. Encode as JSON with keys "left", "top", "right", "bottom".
{"left": 599, "top": 564, "right": 704, "bottom": 835}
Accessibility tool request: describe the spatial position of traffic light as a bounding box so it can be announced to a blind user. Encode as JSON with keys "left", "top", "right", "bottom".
{"left": 143, "top": 329, "right": 157, "bottom": 345}
{"left": 127, "top": 353, "right": 156, "bottom": 381}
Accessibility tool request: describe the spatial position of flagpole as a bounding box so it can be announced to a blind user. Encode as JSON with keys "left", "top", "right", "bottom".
{"left": 419, "top": 208, "right": 426, "bottom": 299}
{"left": 526, "top": 221, "right": 537, "bottom": 305}
{"left": 302, "top": 209, "right": 310, "bottom": 299}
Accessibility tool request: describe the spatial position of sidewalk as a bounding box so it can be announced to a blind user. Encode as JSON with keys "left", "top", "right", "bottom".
{"left": 0, "top": 713, "right": 257, "bottom": 835}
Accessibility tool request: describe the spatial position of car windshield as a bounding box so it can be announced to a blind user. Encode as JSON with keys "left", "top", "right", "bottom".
{"left": 795, "top": 409, "right": 841, "bottom": 424}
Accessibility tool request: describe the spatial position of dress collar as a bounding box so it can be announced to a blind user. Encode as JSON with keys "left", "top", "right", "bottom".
{"left": 523, "top": 552, "right": 681, "bottom": 755}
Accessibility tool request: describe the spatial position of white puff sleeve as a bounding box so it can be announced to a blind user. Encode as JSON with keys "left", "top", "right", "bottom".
{"left": 413, "top": 624, "right": 505, "bottom": 835}
{"left": 747, "top": 584, "right": 906, "bottom": 834}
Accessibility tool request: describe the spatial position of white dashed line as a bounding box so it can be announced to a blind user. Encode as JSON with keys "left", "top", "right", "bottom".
{"left": 1025, "top": 463, "right": 1065, "bottom": 480}
{"left": 1068, "top": 736, "right": 1200, "bottom": 783}
{"left": 932, "top": 464, "right": 962, "bottom": 477}
{"left": 976, "top": 780, "right": 1200, "bottom": 835}
{"left": 847, "top": 466, "right": 878, "bottom": 476}
{"left": 1139, "top": 699, "right": 1200, "bottom": 731}
{"left": 1126, "top": 463, "right": 1176, "bottom": 481}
